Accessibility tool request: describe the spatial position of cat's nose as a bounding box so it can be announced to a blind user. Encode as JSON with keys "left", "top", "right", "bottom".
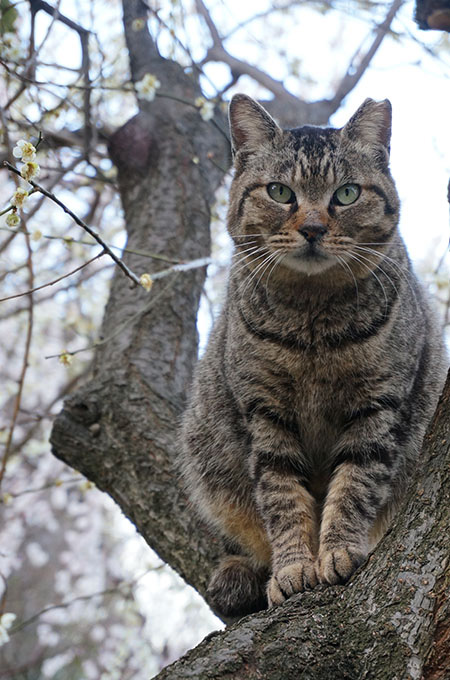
{"left": 298, "top": 224, "right": 328, "bottom": 243}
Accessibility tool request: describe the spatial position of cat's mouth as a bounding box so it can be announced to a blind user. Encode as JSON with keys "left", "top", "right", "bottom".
{"left": 281, "top": 244, "right": 336, "bottom": 275}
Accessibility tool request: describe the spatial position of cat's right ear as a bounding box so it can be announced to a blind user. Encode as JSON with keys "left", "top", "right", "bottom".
{"left": 229, "top": 94, "right": 281, "bottom": 154}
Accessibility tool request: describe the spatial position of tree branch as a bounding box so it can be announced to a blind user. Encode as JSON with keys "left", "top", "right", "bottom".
{"left": 328, "top": 0, "right": 404, "bottom": 111}
{"left": 4, "top": 161, "right": 141, "bottom": 285}
{"left": 156, "top": 373, "right": 450, "bottom": 678}
{"left": 195, "top": 0, "right": 223, "bottom": 48}
{"left": 50, "top": 0, "right": 231, "bottom": 602}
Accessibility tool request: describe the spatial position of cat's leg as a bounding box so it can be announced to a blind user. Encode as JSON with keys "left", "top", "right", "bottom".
{"left": 248, "top": 417, "right": 319, "bottom": 606}
{"left": 318, "top": 457, "right": 392, "bottom": 585}
{"left": 200, "top": 493, "right": 272, "bottom": 618}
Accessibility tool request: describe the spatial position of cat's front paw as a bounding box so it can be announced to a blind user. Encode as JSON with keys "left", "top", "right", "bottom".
{"left": 318, "top": 546, "right": 366, "bottom": 585}
{"left": 268, "top": 559, "right": 318, "bottom": 606}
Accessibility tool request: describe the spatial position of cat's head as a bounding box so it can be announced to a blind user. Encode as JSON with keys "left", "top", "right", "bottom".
{"left": 227, "top": 94, "right": 400, "bottom": 281}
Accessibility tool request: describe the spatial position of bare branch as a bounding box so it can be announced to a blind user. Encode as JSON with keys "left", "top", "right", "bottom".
{"left": 0, "top": 251, "right": 105, "bottom": 303}
{"left": 3, "top": 161, "right": 141, "bottom": 285}
{"left": 0, "top": 232, "right": 34, "bottom": 488}
{"left": 122, "top": 0, "right": 159, "bottom": 82}
{"left": 28, "top": 0, "right": 89, "bottom": 39}
{"left": 329, "top": 0, "right": 404, "bottom": 110}
{"left": 195, "top": 0, "right": 223, "bottom": 47}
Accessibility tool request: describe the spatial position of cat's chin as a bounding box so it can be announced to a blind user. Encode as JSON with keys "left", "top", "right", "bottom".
{"left": 280, "top": 251, "right": 337, "bottom": 276}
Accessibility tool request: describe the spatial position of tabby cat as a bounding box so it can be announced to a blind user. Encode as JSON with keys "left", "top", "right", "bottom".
{"left": 180, "top": 94, "right": 447, "bottom": 618}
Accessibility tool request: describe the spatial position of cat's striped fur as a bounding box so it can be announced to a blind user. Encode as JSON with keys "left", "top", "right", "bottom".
{"left": 180, "top": 95, "right": 447, "bottom": 618}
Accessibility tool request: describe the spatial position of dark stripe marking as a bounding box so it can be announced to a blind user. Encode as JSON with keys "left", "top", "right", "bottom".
{"left": 334, "top": 443, "right": 393, "bottom": 468}
{"left": 344, "top": 394, "right": 401, "bottom": 426}
{"left": 324, "top": 284, "right": 399, "bottom": 348}
{"left": 364, "top": 184, "right": 397, "bottom": 216}
{"left": 246, "top": 399, "right": 300, "bottom": 437}
{"left": 254, "top": 450, "right": 306, "bottom": 481}
{"left": 237, "top": 183, "right": 266, "bottom": 218}
{"left": 238, "top": 305, "right": 308, "bottom": 351}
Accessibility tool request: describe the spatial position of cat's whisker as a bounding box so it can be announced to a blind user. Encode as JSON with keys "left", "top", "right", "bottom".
{"left": 233, "top": 239, "right": 259, "bottom": 246}
{"left": 240, "top": 251, "right": 278, "bottom": 299}
{"left": 230, "top": 246, "right": 264, "bottom": 267}
{"left": 344, "top": 251, "right": 389, "bottom": 316}
{"left": 250, "top": 250, "right": 282, "bottom": 301}
{"left": 231, "top": 244, "right": 261, "bottom": 258}
{"left": 354, "top": 240, "right": 403, "bottom": 245}
{"left": 352, "top": 245, "right": 420, "bottom": 312}
{"left": 239, "top": 251, "right": 279, "bottom": 300}
{"left": 334, "top": 253, "right": 360, "bottom": 313}
{"left": 349, "top": 249, "right": 399, "bottom": 298}
{"left": 232, "top": 246, "right": 267, "bottom": 266}
{"left": 233, "top": 233, "right": 266, "bottom": 239}
{"left": 230, "top": 247, "right": 270, "bottom": 278}
{"left": 352, "top": 244, "right": 419, "bottom": 307}
{"left": 264, "top": 252, "right": 286, "bottom": 299}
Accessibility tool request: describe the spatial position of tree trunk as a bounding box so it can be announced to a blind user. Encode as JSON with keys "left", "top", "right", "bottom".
{"left": 50, "top": 0, "right": 332, "bottom": 602}
{"left": 50, "top": 1, "right": 450, "bottom": 676}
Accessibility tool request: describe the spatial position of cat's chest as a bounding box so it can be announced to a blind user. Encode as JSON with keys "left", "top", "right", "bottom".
{"left": 291, "top": 356, "right": 349, "bottom": 454}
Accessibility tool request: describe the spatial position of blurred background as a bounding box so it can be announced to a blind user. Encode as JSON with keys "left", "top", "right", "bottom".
{"left": 0, "top": 0, "right": 448, "bottom": 677}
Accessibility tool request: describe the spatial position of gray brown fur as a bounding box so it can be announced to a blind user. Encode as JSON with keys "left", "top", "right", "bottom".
{"left": 179, "top": 95, "right": 447, "bottom": 618}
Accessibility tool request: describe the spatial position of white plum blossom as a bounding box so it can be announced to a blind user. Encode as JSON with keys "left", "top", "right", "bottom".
{"left": 195, "top": 96, "right": 215, "bottom": 121}
{"left": 0, "top": 33, "right": 24, "bottom": 62}
{"left": 135, "top": 73, "right": 161, "bottom": 102}
{"left": 13, "top": 139, "right": 36, "bottom": 162}
{"left": 20, "top": 161, "right": 40, "bottom": 182}
{"left": 5, "top": 211, "right": 20, "bottom": 228}
{"left": 10, "top": 187, "right": 29, "bottom": 209}
{"left": 139, "top": 273, "right": 153, "bottom": 291}
{"left": 0, "top": 613, "right": 16, "bottom": 647}
{"left": 31, "top": 229, "right": 43, "bottom": 241}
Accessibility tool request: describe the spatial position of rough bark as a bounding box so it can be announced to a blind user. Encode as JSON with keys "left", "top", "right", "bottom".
{"left": 155, "top": 373, "right": 450, "bottom": 679}
{"left": 50, "top": 0, "right": 333, "bottom": 602}
{"left": 49, "top": 0, "right": 450, "bottom": 676}
{"left": 51, "top": 0, "right": 230, "bottom": 596}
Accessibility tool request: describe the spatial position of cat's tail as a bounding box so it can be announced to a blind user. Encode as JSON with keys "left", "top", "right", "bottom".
{"left": 207, "top": 555, "right": 269, "bottom": 621}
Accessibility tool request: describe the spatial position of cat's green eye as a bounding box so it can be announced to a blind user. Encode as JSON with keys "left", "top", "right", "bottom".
{"left": 333, "top": 183, "right": 361, "bottom": 206}
{"left": 267, "top": 182, "right": 295, "bottom": 204}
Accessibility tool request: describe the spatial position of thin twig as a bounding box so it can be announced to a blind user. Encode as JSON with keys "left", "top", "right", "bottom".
{"left": 45, "top": 271, "right": 182, "bottom": 360}
{"left": 2, "top": 476, "right": 81, "bottom": 500}
{"left": 0, "top": 232, "right": 34, "bottom": 488}
{"left": 0, "top": 251, "right": 105, "bottom": 303}
{"left": 150, "top": 256, "right": 213, "bottom": 280}
{"left": 329, "top": 0, "right": 404, "bottom": 109}
{"left": 10, "top": 568, "right": 157, "bottom": 635}
{"left": 3, "top": 161, "right": 141, "bottom": 285}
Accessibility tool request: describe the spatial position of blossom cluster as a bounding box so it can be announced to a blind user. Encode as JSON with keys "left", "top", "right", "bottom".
{"left": 194, "top": 96, "right": 215, "bottom": 122}
{"left": 0, "top": 33, "right": 24, "bottom": 62}
{"left": 135, "top": 73, "right": 161, "bottom": 102}
{"left": 4, "top": 139, "right": 40, "bottom": 228}
{"left": 13, "top": 139, "right": 40, "bottom": 181}
{"left": 133, "top": 75, "right": 215, "bottom": 124}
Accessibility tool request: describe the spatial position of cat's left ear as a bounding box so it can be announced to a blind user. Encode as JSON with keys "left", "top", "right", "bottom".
{"left": 229, "top": 94, "right": 281, "bottom": 154}
{"left": 342, "top": 98, "right": 392, "bottom": 154}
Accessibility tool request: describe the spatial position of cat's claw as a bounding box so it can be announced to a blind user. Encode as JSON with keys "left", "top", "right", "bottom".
{"left": 268, "top": 559, "right": 318, "bottom": 606}
{"left": 318, "top": 546, "right": 366, "bottom": 585}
